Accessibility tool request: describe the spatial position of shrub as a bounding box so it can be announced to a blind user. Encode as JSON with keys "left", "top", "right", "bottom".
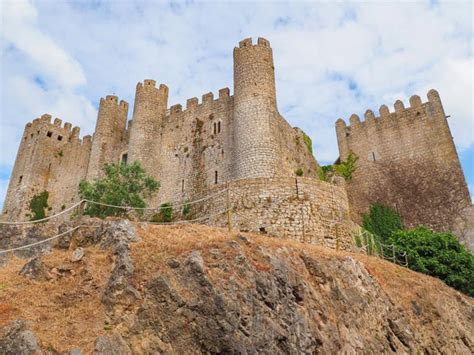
{"left": 389, "top": 227, "right": 474, "bottom": 296}
{"left": 152, "top": 202, "right": 173, "bottom": 223}
{"left": 333, "top": 151, "right": 358, "bottom": 181}
{"left": 295, "top": 168, "right": 304, "bottom": 177}
{"left": 362, "top": 203, "right": 403, "bottom": 242}
{"left": 28, "top": 191, "right": 49, "bottom": 221}
{"left": 318, "top": 151, "right": 358, "bottom": 182}
{"left": 79, "top": 161, "right": 159, "bottom": 219}
{"left": 318, "top": 165, "right": 333, "bottom": 182}
{"left": 182, "top": 202, "right": 191, "bottom": 217}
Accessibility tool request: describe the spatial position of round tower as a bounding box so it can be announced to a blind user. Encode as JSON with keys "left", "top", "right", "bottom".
{"left": 128, "top": 79, "right": 168, "bottom": 179}
{"left": 86, "top": 95, "right": 128, "bottom": 180}
{"left": 232, "top": 37, "right": 281, "bottom": 179}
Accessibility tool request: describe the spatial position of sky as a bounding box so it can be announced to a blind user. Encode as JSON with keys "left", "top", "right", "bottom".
{"left": 0, "top": 0, "right": 473, "bottom": 209}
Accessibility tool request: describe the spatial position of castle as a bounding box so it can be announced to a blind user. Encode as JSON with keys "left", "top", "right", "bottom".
{"left": 2, "top": 37, "right": 471, "bottom": 249}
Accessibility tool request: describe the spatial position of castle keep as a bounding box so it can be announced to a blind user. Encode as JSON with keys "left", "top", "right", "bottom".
{"left": 2, "top": 37, "right": 471, "bottom": 248}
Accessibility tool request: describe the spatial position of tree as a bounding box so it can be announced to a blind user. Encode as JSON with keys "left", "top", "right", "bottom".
{"left": 79, "top": 162, "right": 159, "bottom": 218}
{"left": 389, "top": 227, "right": 474, "bottom": 296}
{"left": 362, "top": 203, "right": 404, "bottom": 242}
{"left": 28, "top": 191, "right": 49, "bottom": 221}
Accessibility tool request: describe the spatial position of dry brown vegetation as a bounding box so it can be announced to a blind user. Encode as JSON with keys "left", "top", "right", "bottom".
{"left": 0, "top": 247, "right": 112, "bottom": 352}
{"left": 1, "top": 223, "right": 472, "bottom": 352}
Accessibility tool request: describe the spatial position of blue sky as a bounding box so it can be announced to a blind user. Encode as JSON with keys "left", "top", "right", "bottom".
{"left": 0, "top": 0, "right": 473, "bottom": 209}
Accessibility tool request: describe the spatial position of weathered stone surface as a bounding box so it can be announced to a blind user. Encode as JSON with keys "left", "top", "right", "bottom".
{"left": 0, "top": 320, "right": 40, "bottom": 355}
{"left": 71, "top": 247, "right": 85, "bottom": 262}
{"left": 94, "top": 334, "right": 131, "bottom": 355}
{"left": 19, "top": 257, "right": 51, "bottom": 281}
{"left": 336, "top": 90, "right": 471, "bottom": 233}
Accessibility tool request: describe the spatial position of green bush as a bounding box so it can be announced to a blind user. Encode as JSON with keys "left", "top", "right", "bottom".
{"left": 389, "top": 227, "right": 474, "bottom": 296}
{"left": 318, "top": 151, "right": 358, "bottom": 182}
{"left": 318, "top": 165, "right": 333, "bottom": 182}
{"left": 295, "top": 168, "right": 304, "bottom": 177}
{"left": 79, "top": 161, "right": 159, "bottom": 219}
{"left": 152, "top": 202, "right": 173, "bottom": 223}
{"left": 182, "top": 202, "right": 191, "bottom": 217}
{"left": 362, "top": 203, "right": 403, "bottom": 242}
{"left": 28, "top": 191, "right": 49, "bottom": 221}
{"left": 333, "top": 151, "right": 358, "bottom": 181}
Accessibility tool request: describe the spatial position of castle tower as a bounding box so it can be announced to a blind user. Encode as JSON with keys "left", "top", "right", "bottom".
{"left": 128, "top": 79, "right": 168, "bottom": 178}
{"left": 86, "top": 95, "right": 128, "bottom": 180}
{"left": 232, "top": 37, "right": 281, "bottom": 179}
{"left": 335, "top": 89, "right": 471, "bottom": 232}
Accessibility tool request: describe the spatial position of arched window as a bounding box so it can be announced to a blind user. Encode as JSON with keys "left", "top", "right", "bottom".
{"left": 217, "top": 121, "right": 221, "bottom": 133}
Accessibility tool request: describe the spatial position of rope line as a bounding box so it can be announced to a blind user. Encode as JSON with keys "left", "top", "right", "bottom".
{"left": 147, "top": 208, "right": 230, "bottom": 225}
{"left": 83, "top": 188, "right": 228, "bottom": 211}
{"left": 0, "top": 201, "right": 84, "bottom": 225}
{"left": 0, "top": 225, "right": 83, "bottom": 254}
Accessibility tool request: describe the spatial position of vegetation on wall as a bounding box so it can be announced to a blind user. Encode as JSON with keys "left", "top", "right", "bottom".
{"left": 182, "top": 202, "right": 191, "bottom": 217}
{"left": 318, "top": 151, "right": 358, "bottom": 182}
{"left": 389, "top": 227, "right": 474, "bottom": 296}
{"left": 28, "top": 191, "right": 49, "bottom": 221}
{"left": 302, "top": 132, "right": 313, "bottom": 154}
{"left": 362, "top": 203, "right": 404, "bottom": 242}
{"left": 152, "top": 202, "right": 173, "bottom": 223}
{"left": 78, "top": 161, "right": 159, "bottom": 219}
{"left": 295, "top": 168, "right": 304, "bottom": 177}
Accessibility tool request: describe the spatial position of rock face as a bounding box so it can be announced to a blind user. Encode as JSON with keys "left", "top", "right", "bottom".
{"left": 1, "top": 222, "right": 473, "bottom": 353}
{"left": 0, "top": 320, "right": 40, "bottom": 355}
{"left": 126, "top": 247, "right": 472, "bottom": 354}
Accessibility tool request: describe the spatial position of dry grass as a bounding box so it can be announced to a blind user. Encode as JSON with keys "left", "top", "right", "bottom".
{"left": 0, "top": 246, "right": 113, "bottom": 353}
{"left": 1, "top": 222, "right": 472, "bottom": 352}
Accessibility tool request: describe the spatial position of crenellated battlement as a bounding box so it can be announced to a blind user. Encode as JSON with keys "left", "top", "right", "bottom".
{"left": 335, "top": 89, "right": 445, "bottom": 132}
{"left": 237, "top": 37, "right": 271, "bottom": 49}
{"left": 136, "top": 80, "right": 169, "bottom": 95}
{"left": 25, "top": 113, "right": 87, "bottom": 143}
{"left": 168, "top": 87, "right": 233, "bottom": 116}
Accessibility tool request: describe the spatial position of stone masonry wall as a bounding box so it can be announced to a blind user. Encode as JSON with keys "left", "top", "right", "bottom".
{"left": 336, "top": 89, "right": 472, "bottom": 231}
{"left": 2, "top": 115, "right": 91, "bottom": 220}
{"left": 187, "top": 177, "right": 355, "bottom": 251}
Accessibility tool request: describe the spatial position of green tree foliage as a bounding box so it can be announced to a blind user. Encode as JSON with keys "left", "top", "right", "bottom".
{"left": 389, "top": 227, "right": 474, "bottom": 296}
{"left": 152, "top": 202, "right": 173, "bottom": 223}
{"left": 362, "top": 203, "right": 404, "bottom": 242}
{"left": 318, "top": 151, "right": 359, "bottom": 182}
{"left": 28, "top": 191, "right": 49, "bottom": 221}
{"left": 79, "top": 162, "right": 159, "bottom": 218}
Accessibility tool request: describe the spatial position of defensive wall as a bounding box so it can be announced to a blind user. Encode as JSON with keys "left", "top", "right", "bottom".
{"left": 336, "top": 89, "right": 471, "bottom": 231}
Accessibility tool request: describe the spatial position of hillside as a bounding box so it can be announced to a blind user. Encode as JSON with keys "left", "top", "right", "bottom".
{"left": 1, "top": 220, "right": 473, "bottom": 354}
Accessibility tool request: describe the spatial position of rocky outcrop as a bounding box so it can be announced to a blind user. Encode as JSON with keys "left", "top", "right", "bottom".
{"left": 1, "top": 222, "right": 473, "bottom": 353}
{"left": 0, "top": 320, "right": 40, "bottom": 355}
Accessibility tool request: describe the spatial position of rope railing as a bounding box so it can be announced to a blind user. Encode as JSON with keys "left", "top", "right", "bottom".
{"left": 147, "top": 208, "right": 231, "bottom": 225}
{"left": 0, "top": 200, "right": 84, "bottom": 225}
{"left": 83, "top": 187, "right": 228, "bottom": 211}
{"left": 354, "top": 228, "right": 409, "bottom": 267}
{"left": 0, "top": 188, "right": 230, "bottom": 225}
{"left": 0, "top": 225, "right": 84, "bottom": 255}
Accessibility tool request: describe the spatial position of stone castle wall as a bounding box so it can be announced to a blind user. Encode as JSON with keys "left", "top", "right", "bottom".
{"left": 185, "top": 177, "right": 355, "bottom": 251}
{"left": 2, "top": 115, "right": 91, "bottom": 220}
{"left": 336, "top": 90, "right": 471, "bottom": 231}
{"left": 2, "top": 37, "right": 319, "bottom": 225}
